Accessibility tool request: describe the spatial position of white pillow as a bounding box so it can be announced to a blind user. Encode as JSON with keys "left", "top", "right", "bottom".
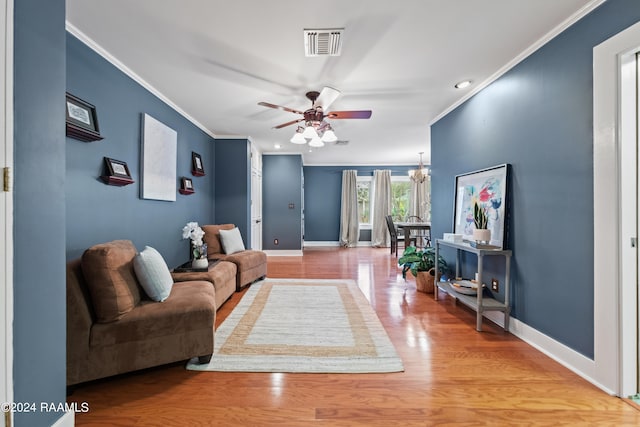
{"left": 133, "top": 246, "right": 173, "bottom": 302}
{"left": 219, "top": 227, "right": 246, "bottom": 255}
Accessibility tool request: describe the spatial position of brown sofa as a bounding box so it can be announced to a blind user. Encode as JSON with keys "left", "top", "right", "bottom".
{"left": 66, "top": 240, "right": 217, "bottom": 386}
{"left": 202, "top": 224, "right": 267, "bottom": 290}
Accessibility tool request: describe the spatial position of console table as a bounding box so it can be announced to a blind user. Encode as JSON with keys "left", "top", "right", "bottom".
{"left": 434, "top": 239, "right": 512, "bottom": 332}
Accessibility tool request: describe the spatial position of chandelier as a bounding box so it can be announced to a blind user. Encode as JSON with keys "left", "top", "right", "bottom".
{"left": 290, "top": 120, "right": 337, "bottom": 148}
{"left": 409, "top": 152, "right": 429, "bottom": 183}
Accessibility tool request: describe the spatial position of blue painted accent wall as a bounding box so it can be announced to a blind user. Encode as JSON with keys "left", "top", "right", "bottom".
{"left": 303, "top": 165, "right": 416, "bottom": 241}
{"left": 66, "top": 33, "right": 216, "bottom": 267}
{"left": 431, "top": 0, "right": 640, "bottom": 358}
{"left": 214, "top": 139, "right": 251, "bottom": 247}
{"left": 263, "top": 155, "right": 303, "bottom": 250}
{"left": 13, "top": 0, "right": 67, "bottom": 425}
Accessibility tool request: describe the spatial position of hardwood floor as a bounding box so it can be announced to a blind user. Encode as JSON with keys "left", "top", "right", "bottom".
{"left": 68, "top": 247, "right": 640, "bottom": 426}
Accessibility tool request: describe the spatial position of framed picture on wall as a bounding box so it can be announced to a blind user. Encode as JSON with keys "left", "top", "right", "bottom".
{"left": 141, "top": 113, "right": 177, "bottom": 201}
{"left": 179, "top": 177, "right": 195, "bottom": 195}
{"left": 101, "top": 157, "right": 134, "bottom": 186}
{"left": 453, "top": 164, "right": 510, "bottom": 249}
{"left": 192, "top": 151, "right": 205, "bottom": 176}
{"left": 65, "top": 92, "right": 103, "bottom": 142}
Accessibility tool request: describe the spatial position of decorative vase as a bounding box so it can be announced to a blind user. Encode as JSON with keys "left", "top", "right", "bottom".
{"left": 472, "top": 228, "right": 491, "bottom": 244}
{"left": 191, "top": 258, "right": 208, "bottom": 269}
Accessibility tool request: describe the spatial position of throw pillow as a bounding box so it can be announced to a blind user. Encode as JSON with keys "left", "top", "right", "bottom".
{"left": 219, "top": 227, "right": 246, "bottom": 254}
{"left": 202, "top": 224, "right": 234, "bottom": 255}
{"left": 81, "top": 240, "right": 142, "bottom": 323}
{"left": 133, "top": 246, "right": 174, "bottom": 302}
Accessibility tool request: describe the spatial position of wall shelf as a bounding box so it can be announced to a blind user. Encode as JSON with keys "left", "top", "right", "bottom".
{"left": 100, "top": 175, "right": 134, "bottom": 186}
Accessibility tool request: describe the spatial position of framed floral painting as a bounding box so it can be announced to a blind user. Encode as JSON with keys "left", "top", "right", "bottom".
{"left": 453, "top": 164, "right": 510, "bottom": 249}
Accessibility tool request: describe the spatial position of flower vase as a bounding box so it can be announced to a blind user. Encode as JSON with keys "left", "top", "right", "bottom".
{"left": 472, "top": 229, "right": 491, "bottom": 244}
{"left": 191, "top": 258, "right": 208, "bottom": 269}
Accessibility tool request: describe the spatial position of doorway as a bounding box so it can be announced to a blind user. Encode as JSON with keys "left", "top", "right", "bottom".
{"left": 1, "top": 0, "right": 14, "bottom": 425}
{"left": 593, "top": 20, "right": 640, "bottom": 397}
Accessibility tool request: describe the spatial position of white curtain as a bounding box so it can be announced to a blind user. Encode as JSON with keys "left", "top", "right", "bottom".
{"left": 409, "top": 176, "right": 431, "bottom": 221}
{"left": 339, "top": 170, "right": 359, "bottom": 247}
{"left": 371, "top": 170, "right": 392, "bottom": 247}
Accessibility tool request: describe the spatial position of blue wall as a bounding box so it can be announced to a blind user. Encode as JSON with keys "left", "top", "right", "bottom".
{"left": 13, "top": 0, "right": 67, "bottom": 425}
{"left": 66, "top": 33, "right": 216, "bottom": 267}
{"left": 214, "top": 139, "right": 251, "bottom": 247}
{"left": 431, "top": 0, "right": 640, "bottom": 358}
{"left": 263, "top": 155, "right": 303, "bottom": 250}
{"left": 303, "top": 165, "right": 416, "bottom": 241}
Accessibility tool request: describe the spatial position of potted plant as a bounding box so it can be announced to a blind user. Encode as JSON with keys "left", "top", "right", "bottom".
{"left": 398, "top": 246, "right": 448, "bottom": 293}
{"left": 472, "top": 202, "right": 491, "bottom": 243}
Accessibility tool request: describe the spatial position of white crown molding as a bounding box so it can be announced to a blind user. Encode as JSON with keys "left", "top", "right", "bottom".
{"left": 430, "top": 0, "right": 607, "bottom": 125}
{"left": 65, "top": 21, "right": 238, "bottom": 141}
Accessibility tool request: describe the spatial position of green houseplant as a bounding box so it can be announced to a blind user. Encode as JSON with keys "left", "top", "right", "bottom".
{"left": 398, "top": 246, "right": 448, "bottom": 293}
{"left": 472, "top": 202, "right": 491, "bottom": 243}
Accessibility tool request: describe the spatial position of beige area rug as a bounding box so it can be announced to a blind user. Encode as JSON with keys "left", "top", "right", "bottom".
{"left": 187, "top": 278, "right": 404, "bottom": 373}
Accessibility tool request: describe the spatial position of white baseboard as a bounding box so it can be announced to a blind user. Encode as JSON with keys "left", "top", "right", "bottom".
{"left": 507, "top": 317, "right": 613, "bottom": 395}
{"left": 464, "top": 310, "right": 612, "bottom": 395}
{"left": 303, "top": 241, "right": 375, "bottom": 247}
{"left": 262, "top": 250, "right": 303, "bottom": 256}
{"left": 303, "top": 241, "right": 340, "bottom": 247}
{"left": 51, "top": 410, "right": 74, "bottom": 427}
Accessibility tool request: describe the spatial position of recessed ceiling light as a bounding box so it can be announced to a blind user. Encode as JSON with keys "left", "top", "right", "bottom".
{"left": 274, "top": 144, "right": 282, "bottom": 149}
{"left": 455, "top": 80, "right": 472, "bottom": 89}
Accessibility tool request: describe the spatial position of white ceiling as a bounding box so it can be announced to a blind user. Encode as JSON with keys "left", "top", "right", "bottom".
{"left": 66, "top": 0, "right": 596, "bottom": 166}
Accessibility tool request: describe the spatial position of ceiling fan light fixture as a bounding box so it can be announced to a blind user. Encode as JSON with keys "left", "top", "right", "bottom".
{"left": 290, "top": 131, "right": 306, "bottom": 144}
{"left": 308, "top": 136, "right": 325, "bottom": 148}
{"left": 321, "top": 128, "right": 337, "bottom": 143}
{"left": 302, "top": 125, "right": 318, "bottom": 139}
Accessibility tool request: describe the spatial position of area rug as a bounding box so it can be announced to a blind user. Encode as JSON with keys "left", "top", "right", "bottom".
{"left": 187, "top": 278, "right": 404, "bottom": 373}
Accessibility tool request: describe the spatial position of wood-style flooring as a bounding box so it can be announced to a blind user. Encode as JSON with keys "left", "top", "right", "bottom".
{"left": 68, "top": 247, "right": 640, "bottom": 426}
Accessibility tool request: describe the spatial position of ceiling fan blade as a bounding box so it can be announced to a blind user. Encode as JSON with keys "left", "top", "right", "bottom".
{"left": 258, "top": 102, "right": 304, "bottom": 115}
{"left": 326, "top": 110, "right": 372, "bottom": 119}
{"left": 273, "top": 118, "right": 304, "bottom": 129}
{"left": 315, "top": 86, "right": 341, "bottom": 109}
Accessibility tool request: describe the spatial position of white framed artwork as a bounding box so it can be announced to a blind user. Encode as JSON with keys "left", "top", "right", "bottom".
{"left": 140, "top": 113, "right": 177, "bottom": 201}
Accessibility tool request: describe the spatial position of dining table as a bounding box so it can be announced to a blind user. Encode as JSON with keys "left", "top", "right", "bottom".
{"left": 395, "top": 221, "right": 432, "bottom": 247}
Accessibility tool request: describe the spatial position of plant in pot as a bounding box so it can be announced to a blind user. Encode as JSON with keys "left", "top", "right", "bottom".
{"left": 398, "top": 246, "right": 448, "bottom": 294}
{"left": 472, "top": 202, "right": 491, "bottom": 243}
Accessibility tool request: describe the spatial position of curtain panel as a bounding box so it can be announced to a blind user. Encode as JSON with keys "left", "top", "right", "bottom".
{"left": 409, "top": 177, "right": 431, "bottom": 221}
{"left": 339, "top": 170, "right": 359, "bottom": 247}
{"left": 371, "top": 170, "right": 391, "bottom": 247}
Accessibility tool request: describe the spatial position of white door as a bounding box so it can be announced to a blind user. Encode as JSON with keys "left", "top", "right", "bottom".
{"left": 1, "top": 0, "right": 13, "bottom": 425}
{"left": 636, "top": 51, "right": 640, "bottom": 396}
{"left": 250, "top": 146, "right": 262, "bottom": 250}
{"left": 622, "top": 49, "right": 640, "bottom": 397}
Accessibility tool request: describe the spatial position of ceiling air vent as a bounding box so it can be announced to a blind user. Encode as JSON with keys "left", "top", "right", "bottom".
{"left": 304, "top": 29, "right": 344, "bottom": 57}
{"left": 334, "top": 140, "right": 349, "bottom": 146}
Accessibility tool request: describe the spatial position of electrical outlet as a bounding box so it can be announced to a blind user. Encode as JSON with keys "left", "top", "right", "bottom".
{"left": 491, "top": 278, "right": 499, "bottom": 292}
{"left": 274, "top": 238, "right": 279, "bottom": 245}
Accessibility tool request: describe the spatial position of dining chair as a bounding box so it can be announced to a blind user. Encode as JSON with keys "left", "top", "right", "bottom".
{"left": 385, "top": 215, "right": 416, "bottom": 257}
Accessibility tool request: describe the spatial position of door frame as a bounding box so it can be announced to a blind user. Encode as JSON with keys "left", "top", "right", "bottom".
{"left": 593, "top": 20, "right": 640, "bottom": 397}
{"left": 1, "top": 0, "right": 14, "bottom": 425}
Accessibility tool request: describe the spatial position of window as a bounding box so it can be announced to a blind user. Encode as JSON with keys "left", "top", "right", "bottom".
{"left": 391, "top": 180, "right": 411, "bottom": 221}
{"left": 356, "top": 175, "right": 420, "bottom": 229}
{"left": 357, "top": 179, "right": 371, "bottom": 226}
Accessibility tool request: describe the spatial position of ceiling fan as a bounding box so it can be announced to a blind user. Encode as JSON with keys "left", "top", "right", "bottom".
{"left": 258, "top": 86, "right": 372, "bottom": 130}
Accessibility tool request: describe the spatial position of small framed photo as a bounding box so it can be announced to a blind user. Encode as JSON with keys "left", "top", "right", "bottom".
{"left": 104, "top": 157, "right": 132, "bottom": 178}
{"left": 101, "top": 157, "right": 134, "bottom": 186}
{"left": 66, "top": 93, "right": 103, "bottom": 142}
{"left": 192, "top": 151, "right": 205, "bottom": 176}
{"left": 179, "top": 177, "right": 195, "bottom": 194}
